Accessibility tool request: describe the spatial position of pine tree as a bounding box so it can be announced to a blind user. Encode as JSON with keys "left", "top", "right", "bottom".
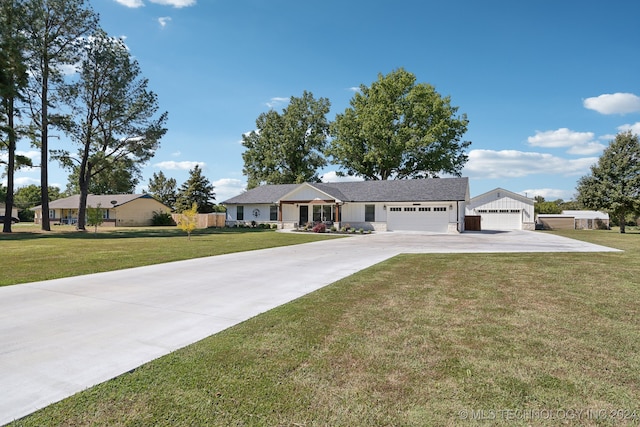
{"left": 176, "top": 165, "right": 216, "bottom": 213}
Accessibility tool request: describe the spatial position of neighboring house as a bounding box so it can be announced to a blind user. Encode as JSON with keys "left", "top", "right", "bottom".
{"left": 465, "top": 188, "right": 535, "bottom": 231}
{"left": 222, "top": 178, "right": 470, "bottom": 233}
{"left": 537, "top": 210, "right": 610, "bottom": 230}
{"left": 0, "top": 203, "right": 19, "bottom": 220}
{"left": 32, "top": 194, "right": 171, "bottom": 227}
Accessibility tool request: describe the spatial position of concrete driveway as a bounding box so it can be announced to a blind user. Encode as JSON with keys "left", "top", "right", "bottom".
{"left": 0, "top": 230, "right": 620, "bottom": 424}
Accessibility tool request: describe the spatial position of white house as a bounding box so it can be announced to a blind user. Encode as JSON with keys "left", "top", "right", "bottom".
{"left": 222, "top": 178, "right": 470, "bottom": 233}
{"left": 465, "top": 188, "right": 535, "bottom": 231}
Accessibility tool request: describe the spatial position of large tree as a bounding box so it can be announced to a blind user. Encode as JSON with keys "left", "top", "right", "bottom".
{"left": 242, "top": 91, "right": 331, "bottom": 189}
{"left": 146, "top": 171, "right": 177, "bottom": 210}
{"left": 576, "top": 131, "right": 640, "bottom": 233}
{"left": 0, "top": 0, "right": 29, "bottom": 233}
{"left": 54, "top": 30, "right": 167, "bottom": 230}
{"left": 23, "top": 0, "right": 98, "bottom": 231}
{"left": 329, "top": 68, "right": 470, "bottom": 180}
{"left": 175, "top": 165, "right": 215, "bottom": 213}
{"left": 65, "top": 157, "right": 140, "bottom": 195}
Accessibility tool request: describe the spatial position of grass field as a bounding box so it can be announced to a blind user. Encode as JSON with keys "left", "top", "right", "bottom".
{"left": 0, "top": 224, "right": 338, "bottom": 286}
{"left": 7, "top": 229, "right": 640, "bottom": 426}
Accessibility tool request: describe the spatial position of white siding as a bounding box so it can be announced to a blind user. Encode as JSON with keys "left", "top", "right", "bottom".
{"left": 466, "top": 189, "right": 534, "bottom": 231}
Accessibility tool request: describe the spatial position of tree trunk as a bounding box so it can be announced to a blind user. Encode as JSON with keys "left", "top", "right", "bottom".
{"left": 3, "top": 98, "right": 16, "bottom": 233}
{"left": 76, "top": 166, "right": 90, "bottom": 231}
{"left": 40, "top": 63, "right": 51, "bottom": 231}
{"left": 619, "top": 212, "right": 626, "bottom": 234}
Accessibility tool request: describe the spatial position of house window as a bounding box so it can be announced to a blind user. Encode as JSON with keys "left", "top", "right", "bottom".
{"left": 270, "top": 205, "right": 278, "bottom": 221}
{"left": 312, "top": 205, "right": 334, "bottom": 222}
{"left": 237, "top": 206, "right": 244, "bottom": 220}
{"left": 48, "top": 210, "right": 55, "bottom": 218}
{"left": 365, "top": 204, "right": 375, "bottom": 222}
{"left": 102, "top": 209, "right": 110, "bottom": 219}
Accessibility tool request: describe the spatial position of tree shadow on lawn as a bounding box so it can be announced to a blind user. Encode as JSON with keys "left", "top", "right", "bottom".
{"left": 0, "top": 226, "right": 273, "bottom": 241}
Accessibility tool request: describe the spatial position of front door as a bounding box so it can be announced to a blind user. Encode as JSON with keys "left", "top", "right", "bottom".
{"left": 299, "top": 205, "right": 308, "bottom": 227}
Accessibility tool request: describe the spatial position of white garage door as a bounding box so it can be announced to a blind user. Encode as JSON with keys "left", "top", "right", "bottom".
{"left": 481, "top": 211, "right": 522, "bottom": 230}
{"left": 387, "top": 206, "right": 449, "bottom": 232}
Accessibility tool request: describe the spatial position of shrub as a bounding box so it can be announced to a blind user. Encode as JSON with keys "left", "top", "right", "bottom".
{"left": 312, "top": 223, "right": 326, "bottom": 233}
{"left": 330, "top": 226, "right": 337, "bottom": 232}
{"left": 271, "top": 223, "right": 278, "bottom": 229}
{"left": 152, "top": 211, "right": 175, "bottom": 226}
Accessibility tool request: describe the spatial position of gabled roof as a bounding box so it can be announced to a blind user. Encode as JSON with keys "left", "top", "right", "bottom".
{"left": 34, "top": 194, "right": 164, "bottom": 210}
{"left": 222, "top": 184, "right": 301, "bottom": 204}
{"left": 470, "top": 187, "right": 534, "bottom": 205}
{"left": 222, "top": 178, "right": 469, "bottom": 204}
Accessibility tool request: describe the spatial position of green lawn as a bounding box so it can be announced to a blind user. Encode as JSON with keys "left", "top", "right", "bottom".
{"left": 8, "top": 229, "right": 640, "bottom": 426}
{"left": 0, "top": 224, "right": 338, "bottom": 286}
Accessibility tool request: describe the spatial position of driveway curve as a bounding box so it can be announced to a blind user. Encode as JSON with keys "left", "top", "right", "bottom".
{"left": 0, "top": 230, "right": 620, "bottom": 424}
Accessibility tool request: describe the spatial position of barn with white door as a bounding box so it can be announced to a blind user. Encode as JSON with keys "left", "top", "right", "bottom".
{"left": 466, "top": 188, "right": 535, "bottom": 231}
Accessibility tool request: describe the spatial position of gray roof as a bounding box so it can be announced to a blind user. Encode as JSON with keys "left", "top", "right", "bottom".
{"left": 222, "top": 178, "right": 469, "bottom": 204}
{"left": 34, "top": 194, "right": 163, "bottom": 210}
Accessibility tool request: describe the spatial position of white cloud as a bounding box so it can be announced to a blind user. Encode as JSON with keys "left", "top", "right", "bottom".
{"left": 150, "top": 0, "right": 196, "bottom": 7}
{"left": 14, "top": 176, "right": 42, "bottom": 187}
{"left": 566, "top": 142, "right": 606, "bottom": 155}
{"left": 321, "top": 171, "right": 363, "bottom": 183}
{"left": 171, "top": 151, "right": 181, "bottom": 157}
{"left": 158, "top": 17, "right": 172, "bottom": 28}
{"left": 114, "top": 0, "right": 195, "bottom": 7}
{"left": 527, "top": 128, "right": 604, "bottom": 155}
{"left": 266, "top": 97, "right": 289, "bottom": 108}
{"left": 583, "top": 93, "right": 640, "bottom": 115}
{"left": 464, "top": 149, "right": 597, "bottom": 179}
{"left": 114, "top": 0, "right": 144, "bottom": 7}
{"left": 617, "top": 122, "right": 640, "bottom": 135}
{"left": 212, "top": 178, "right": 246, "bottom": 203}
{"left": 153, "top": 160, "right": 204, "bottom": 170}
{"left": 521, "top": 188, "right": 574, "bottom": 200}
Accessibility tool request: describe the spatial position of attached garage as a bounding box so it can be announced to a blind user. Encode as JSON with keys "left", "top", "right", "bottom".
{"left": 387, "top": 206, "right": 449, "bottom": 232}
{"left": 465, "top": 188, "right": 535, "bottom": 231}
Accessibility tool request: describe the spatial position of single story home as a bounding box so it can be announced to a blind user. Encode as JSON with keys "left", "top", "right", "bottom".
{"left": 222, "top": 178, "right": 470, "bottom": 233}
{"left": 537, "top": 210, "right": 610, "bottom": 230}
{"left": 465, "top": 188, "right": 535, "bottom": 231}
{"left": 0, "top": 203, "right": 19, "bottom": 220}
{"left": 33, "top": 194, "right": 172, "bottom": 227}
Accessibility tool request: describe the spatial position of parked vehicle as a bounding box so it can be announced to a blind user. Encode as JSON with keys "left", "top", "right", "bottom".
{"left": 0, "top": 216, "right": 20, "bottom": 224}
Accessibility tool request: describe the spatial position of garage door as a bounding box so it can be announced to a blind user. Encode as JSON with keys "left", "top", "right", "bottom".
{"left": 387, "top": 206, "right": 449, "bottom": 232}
{"left": 480, "top": 210, "right": 522, "bottom": 230}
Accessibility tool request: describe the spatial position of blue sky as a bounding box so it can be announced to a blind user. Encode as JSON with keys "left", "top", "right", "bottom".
{"left": 9, "top": 0, "right": 640, "bottom": 203}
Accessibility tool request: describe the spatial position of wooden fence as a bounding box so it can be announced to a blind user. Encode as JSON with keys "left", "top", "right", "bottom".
{"left": 171, "top": 212, "right": 226, "bottom": 228}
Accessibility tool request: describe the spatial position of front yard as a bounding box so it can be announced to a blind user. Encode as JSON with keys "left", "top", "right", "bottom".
{"left": 0, "top": 225, "right": 339, "bottom": 287}
{"left": 9, "top": 230, "right": 640, "bottom": 426}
